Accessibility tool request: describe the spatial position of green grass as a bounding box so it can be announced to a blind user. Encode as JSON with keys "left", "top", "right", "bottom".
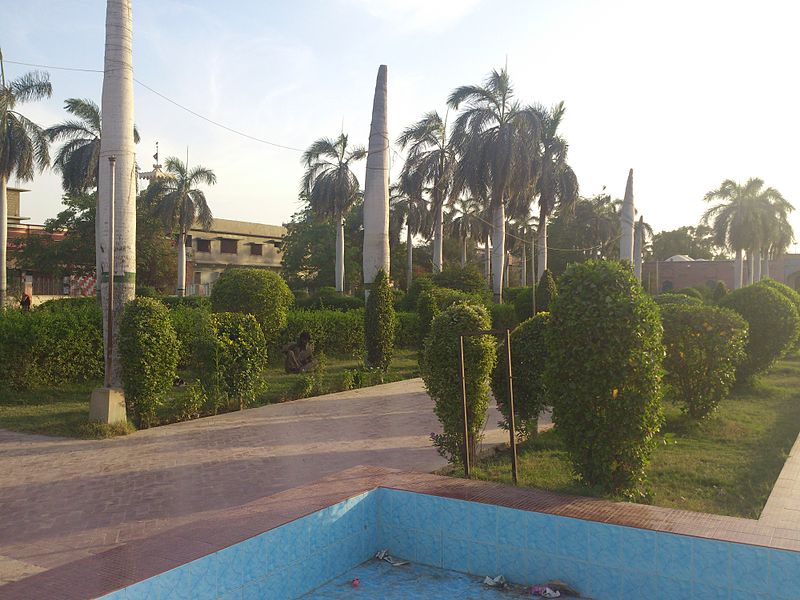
{"left": 470, "top": 354, "right": 800, "bottom": 518}
{"left": 0, "top": 349, "right": 420, "bottom": 440}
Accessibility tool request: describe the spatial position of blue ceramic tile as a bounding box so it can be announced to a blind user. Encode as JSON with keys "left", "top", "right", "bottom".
{"left": 496, "top": 506, "right": 527, "bottom": 549}
{"left": 656, "top": 532, "right": 693, "bottom": 581}
{"left": 415, "top": 530, "right": 443, "bottom": 568}
{"left": 654, "top": 576, "right": 692, "bottom": 600}
{"left": 442, "top": 535, "right": 469, "bottom": 573}
{"left": 218, "top": 587, "right": 241, "bottom": 600}
{"left": 178, "top": 553, "right": 218, "bottom": 600}
{"left": 692, "top": 538, "right": 730, "bottom": 589}
{"left": 528, "top": 549, "right": 554, "bottom": 583}
{"left": 496, "top": 544, "right": 529, "bottom": 584}
{"left": 467, "top": 502, "right": 497, "bottom": 543}
{"left": 468, "top": 541, "right": 497, "bottom": 575}
{"left": 587, "top": 521, "right": 623, "bottom": 568}
{"left": 526, "top": 511, "right": 558, "bottom": 550}
{"left": 101, "top": 589, "right": 126, "bottom": 600}
{"left": 584, "top": 563, "right": 622, "bottom": 599}
{"left": 692, "top": 580, "right": 729, "bottom": 600}
{"left": 621, "top": 526, "right": 658, "bottom": 573}
{"left": 558, "top": 517, "right": 589, "bottom": 561}
{"left": 415, "top": 493, "right": 445, "bottom": 534}
{"left": 122, "top": 578, "right": 159, "bottom": 600}
{"left": 622, "top": 570, "right": 660, "bottom": 600}
{"left": 439, "top": 498, "right": 472, "bottom": 541}
{"left": 770, "top": 549, "right": 800, "bottom": 598}
{"left": 729, "top": 543, "right": 769, "bottom": 591}
{"left": 393, "top": 490, "right": 419, "bottom": 530}
{"left": 239, "top": 577, "right": 267, "bottom": 600}
{"left": 216, "top": 543, "right": 246, "bottom": 594}
{"left": 547, "top": 556, "right": 584, "bottom": 588}
{"left": 235, "top": 535, "right": 266, "bottom": 588}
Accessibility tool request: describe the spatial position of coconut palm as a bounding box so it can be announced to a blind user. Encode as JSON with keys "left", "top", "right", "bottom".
{"left": 446, "top": 194, "right": 482, "bottom": 267}
{"left": 301, "top": 133, "right": 366, "bottom": 293}
{"left": 145, "top": 157, "right": 216, "bottom": 296}
{"left": 397, "top": 111, "right": 456, "bottom": 274}
{"left": 390, "top": 170, "right": 429, "bottom": 290}
{"left": 45, "top": 98, "right": 140, "bottom": 193}
{"left": 0, "top": 53, "right": 52, "bottom": 306}
{"left": 763, "top": 216, "right": 795, "bottom": 278}
{"left": 448, "top": 68, "right": 540, "bottom": 302}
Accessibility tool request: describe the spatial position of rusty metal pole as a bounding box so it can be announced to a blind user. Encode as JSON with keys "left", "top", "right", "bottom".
{"left": 459, "top": 334, "right": 471, "bottom": 478}
{"left": 506, "top": 328, "right": 519, "bottom": 485}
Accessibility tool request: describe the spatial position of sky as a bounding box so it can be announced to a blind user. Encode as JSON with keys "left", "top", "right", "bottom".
{"left": 2, "top": 0, "right": 800, "bottom": 251}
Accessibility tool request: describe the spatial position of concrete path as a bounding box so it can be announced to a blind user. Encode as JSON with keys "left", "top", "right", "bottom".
{"left": 0, "top": 378, "right": 540, "bottom": 586}
{"left": 760, "top": 430, "right": 800, "bottom": 529}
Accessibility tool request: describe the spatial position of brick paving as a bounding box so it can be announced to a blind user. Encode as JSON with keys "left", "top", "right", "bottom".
{"left": 0, "top": 378, "right": 537, "bottom": 587}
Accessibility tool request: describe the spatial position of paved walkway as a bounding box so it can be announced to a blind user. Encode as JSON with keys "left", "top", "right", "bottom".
{"left": 760, "top": 430, "right": 800, "bottom": 529}
{"left": 0, "top": 378, "right": 540, "bottom": 586}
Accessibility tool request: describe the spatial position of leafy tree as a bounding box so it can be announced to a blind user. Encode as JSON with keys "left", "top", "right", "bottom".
{"left": 649, "top": 225, "right": 718, "bottom": 261}
{"left": 389, "top": 171, "right": 429, "bottom": 290}
{"left": 446, "top": 195, "right": 482, "bottom": 267}
{"left": 0, "top": 54, "right": 52, "bottom": 305}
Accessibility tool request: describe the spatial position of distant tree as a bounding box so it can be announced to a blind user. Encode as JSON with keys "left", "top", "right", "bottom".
{"left": 649, "top": 225, "right": 719, "bottom": 262}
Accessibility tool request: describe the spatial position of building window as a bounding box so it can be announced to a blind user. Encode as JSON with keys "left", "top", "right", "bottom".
{"left": 221, "top": 239, "right": 238, "bottom": 254}
{"left": 196, "top": 239, "right": 210, "bottom": 253}
{"left": 194, "top": 271, "right": 202, "bottom": 285}
{"left": 250, "top": 243, "right": 263, "bottom": 256}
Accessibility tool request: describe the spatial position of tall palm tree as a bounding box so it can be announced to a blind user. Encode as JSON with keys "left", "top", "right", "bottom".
{"left": 397, "top": 111, "right": 456, "bottom": 274}
{"left": 145, "top": 157, "right": 216, "bottom": 296}
{"left": 301, "top": 133, "right": 365, "bottom": 293}
{"left": 763, "top": 215, "right": 794, "bottom": 278}
{"left": 446, "top": 194, "right": 482, "bottom": 267}
{"left": 45, "top": 98, "right": 140, "bottom": 193}
{"left": 0, "top": 52, "right": 52, "bottom": 306}
{"left": 448, "top": 68, "right": 540, "bottom": 302}
{"left": 390, "top": 170, "right": 429, "bottom": 290}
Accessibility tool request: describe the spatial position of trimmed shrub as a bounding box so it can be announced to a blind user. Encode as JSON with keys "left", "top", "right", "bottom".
{"left": 168, "top": 305, "right": 214, "bottom": 371}
{"left": 674, "top": 287, "right": 704, "bottom": 300}
{"left": 37, "top": 296, "right": 98, "bottom": 312}
{"left": 203, "top": 312, "right": 268, "bottom": 411}
{"left": 136, "top": 285, "right": 160, "bottom": 298}
{"left": 545, "top": 260, "right": 664, "bottom": 493}
{"left": 295, "top": 286, "right": 364, "bottom": 311}
{"left": 119, "top": 298, "right": 179, "bottom": 428}
{"left": 712, "top": 281, "right": 729, "bottom": 303}
{"left": 365, "top": 270, "right": 396, "bottom": 371}
{"left": 760, "top": 278, "right": 800, "bottom": 351}
{"left": 275, "top": 309, "right": 365, "bottom": 359}
{"left": 395, "top": 311, "right": 420, "bottom": 349}
{"left": 160, "top": 296, "right": 212, "bottom": 310}
{"left": 421, "top": 302, "right": 497, "bottom": 464}
{"left": 432, "top": 265, "right": 491, "bottom": 298}
{"left": 400, "top": 276, "right": 435, "bottom": 311}
{"left": 720, "top": 284, "right": 799, "bottom": 381}
{"left": 661, "top": 304, "right": 748, "bottom": 418}
{"left": 491, "top": 313, "right": 550, "bottom": 439}
{"left": 513, "top": 286, "right": 535, "bottom": 322}
{"left": 535, "top": 270, "right": 558, "bottom": 312}
{"left": 654, "top": 293, "right": 703, "bottom": 307}
{"left": 502, "top": 286, "right": 528, "bottom": 304}
{"left": 210, "top": 268, "right": 293, "bottom": 340}
{"left": 490, "top": 302, "right": 519, "bottom": 331}
{"left": 417, "top": 287, "right": 487, "bottom": 341}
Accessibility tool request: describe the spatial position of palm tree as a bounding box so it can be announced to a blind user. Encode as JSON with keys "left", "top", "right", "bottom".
{"left": 45, "top": 98, "right": 140, "bottom": 193}
{"left": 397, "top": 111, "right": 456, "bottom": 274}
{"left": 447, "top": 194, "right": 482, "bottom": 267}
{"left": 448, "top": 68, "right": 540, "bottom": 302}
{"left": 0, "top": 52, "right": 52, "bottom": 306}
{"left": 145, "top": 157, "right": 216, "bottom": 296}
{"left": 390, "top": 170, "right": 429, "bottom": 290}
{"left": 301, "top": 133, "right": 365, "bottom": 293}
{"left": 763, "top": 215, "right": 794, "bottom": 278}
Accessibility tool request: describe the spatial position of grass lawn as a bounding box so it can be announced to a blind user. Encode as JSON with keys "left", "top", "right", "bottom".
{"left": 0, "top": 349, "right": 420, "bottom": 440}
{"left": 470, "top": 354, "right": 800, "bottom": 518}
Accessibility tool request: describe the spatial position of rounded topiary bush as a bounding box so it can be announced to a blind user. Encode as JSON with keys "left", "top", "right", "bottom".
{"left": 720, "top": 283, "right": 799, "bottom": 381}
{"left": 210, "top": 268, "right": 293, "bottom": 340}
{"left": 365, "top": 270, "right": 396, "bottom": 372}
{"left": 535, "top": 269, "right": 558, "bottom": 312}
{"left": 661, "top": 304, "right": 748, "bottom": 418}
{"left": 674, "top": 287, "right": 704, "bottom": 300}
{"left": 296, "top": 287, "right": 364, "bottom": 311}
{"left": 491, "top": 312, "right": 550, "bottom": 440}
{"left": 119, "top": 297, "right": 179, "bottom": 428}
{"left": 168, "top": 304, "right": 214, "bottom": 372}
{"left": 432, "top": 265, "right": 491, "bottom": 298}
{"left": 545, "top": 260, "right": 664, "bottom": 493}
{"left": 421, "top": 302, "right": 497, "bottom": 464}
{"left": 416, "top": 287, "right": 487, "bottom": 342}
{"left": 654, "top": 293, "right": 703, "bottom": 307}
{"left": 759, "top": 278, "right": 800, "bottom": 351}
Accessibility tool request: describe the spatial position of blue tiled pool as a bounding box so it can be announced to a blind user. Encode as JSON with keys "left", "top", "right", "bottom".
{"left": 104, "top": 488, "right": 799, "bottom": 600}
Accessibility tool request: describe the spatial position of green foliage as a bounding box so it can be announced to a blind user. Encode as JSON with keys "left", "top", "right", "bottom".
{"left": 168, "top": 305, "right": 214, "bottom": 371}
{"left": 417, "top": 287, "right": 487, "bottom": 341}
{"left": 400, "top": 276, "right": 434, "bottom": 311}
{"left": 535, "top": 270, "right": 558, "bottom": 312}
{"left": 295, "top": 286, "right": 364, "bottom": 311}
{"left": 513, "top": 286, "right": 535, "bottom": 322}
{"left": 203, "top": 312, "right": 268, "bottom": 411}
{"left": 119, "top": 298, "right": 179, "bottom": 428}
{"left": 136, "top": 285, "right": 160, "bottom": 298}
{"left": 341, "top": 364, "right": 385, "bottom": 390}
{"left": 760, "top": 278, "right": 800, "bottom": 350}
{"left": 490, "top": 303, "right": 519, "bottom": 331}
{"left": 210, "top": 268, "right": 293, "bottom": 339}
{"left": 394, "top": 311, "right": 420, "bottom": 349}
{"left": 654, "top": 293, "right": 704, "bottom": 307}
{"left": 160, "top": 295, "right": 212, "bottom": 310}
{"left": 289, "top": 353, "right": 328, "bottom": 398}
{"left": 674, "top": 287, "right": 704, "bottom": 300}
{"left": 431, "top": 265, "right": 491, "bottom": 298}
{"left": 166, "top": 380, "right": 207, "bottom": 423}
{"left": 712, "top": 281, "right": 729, "bottom": 303}
{"left": 421, "top": 302, "right": 497, "bottom": 464}
{"left": 275, "top": 309, "right": 365, "bottom": 359}
{"left": 650, "top": 225, "right": 718, "bottom": 261}
{"left": 502, "top": 286, "right": 528, "bottom": 304}
{"left": 661, "top": 304, "right": 748, "bottom": 418}
{"left": 491, "top": 313, "right": 550, "bottom": 439}
{"left": 365, "top": 270, "right": 396, "bottom": 371}
{"left": 720, "top": 284, "right": 800, "bottom": 381}
{"left": 545, "top": 260, "right": 665, "bottom": 493}
{"left": 0, "top": 301, "right": 103, "bottom": 390}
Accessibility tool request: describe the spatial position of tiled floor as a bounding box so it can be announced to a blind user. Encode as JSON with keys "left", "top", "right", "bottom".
{"left": 760, "top": 431, "right": 800, "bottom": 533}
{"left": 0, "top": 378, "right": 525, "bottom": 586}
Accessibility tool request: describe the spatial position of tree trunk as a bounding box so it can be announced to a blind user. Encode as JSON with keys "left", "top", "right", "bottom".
{"left": 432, "top": 201, "right": 444, "bottom": 273}
{"left": 99, "top": 0, "right": 136, "bottom": 388}
{"left": 460, "top": 235, "right": 467, "bottom": 267}
{"left": 521, "top": 246, "right": 527, "bottom": 287}
{"left": 0, "top": 176, "right": 7, "bottom": 308}
{"left": 491, "top": 203, "right": 505, "bottom": 302}
{"left": 406, "top": 225, "right": 413, "bottom": 291}
{"left": 754, "top": 246, "right": 762, "bottom": 282}
{"left": 734, "top": 249, "right": 743, "bottom": 290}
{"left": 747, "top": 249, "right": 755, "bottom": 285}
{"left": 763, "top": 254, "right": 771, "bottom": 279}
{"left": 335, "top": 211, "right": 345, "bottom": 292}
{"left": 504, "top": 251, "right": 510, "bottom": 288}
{"left": 176, "top": 232, "right": 187, "bottom": 296}
{"left": 485, "top": 233, "right": 491, "bottom": 284}
{"left": 537, "top": 215, "right": 547, "bottom": 282}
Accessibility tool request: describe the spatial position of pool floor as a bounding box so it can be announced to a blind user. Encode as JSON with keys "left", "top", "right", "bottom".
{"left": 301, "top": 559, "right": 536, "bottom": 599}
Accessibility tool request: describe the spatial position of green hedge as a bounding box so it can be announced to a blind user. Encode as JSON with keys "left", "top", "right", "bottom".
{"left": 760, "top": 278, "right": 800, "bottom": 351}
{"left": 365, "top": 270, "right": 396, "bottom": 371}
{"left": 674, "top": 287, "right": 704, "bottom": 300}
{"left": 119, "top": 298, "right": 179, "bottom": 428}
{"left": 400, "top": 276, "right": 435, "bottom": 311}
{"left": 431, "top": 265, "right": 491, "bottom": 298}
{"left": 545, "top": 260, "right": 664, "bottom": 493}
{"left": 490, "top": 303, "right": 519, "bottom": 331}
{"left": 295, "top": 287, "right": 364, "bottom": 311}
{"left": 160, "top": 296, "right": 212, "bottom": 310}
{"left": 168, "top": 304, "right": 214, "bottom": 371}
{"left": 513, "top": 287, "right": 535, "bottom": 322}
{"left": 395, "top": 311, "right": 420, "bottom": 349}
{"left": 275, "top": 309, "right": 365, "bottom": 360}
{"left": 720, "top": 283, "right": 799, "bottom": 381}
{"left": 661, "top": 304, "right": 748, "bottom": 418}
{"left": 535, "top": 270, "right": 558, "bottom": 312}
{"left": 417, "top": 287, "right": 488, "bottom": 341}
{"left": 654, "top": 293, "right": 703, "bottom": 307}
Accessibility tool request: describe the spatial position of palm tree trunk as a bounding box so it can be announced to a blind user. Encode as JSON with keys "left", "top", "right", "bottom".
{"left": 754, "top": 246, "right": 762, "bottom": 282}
{"left": 98, "top": 0, "right": 136, "bottom": 388}
{"left": 504, "top": 251, "right": 510, "bottom": 288}
{"left": 521, "top": 246, "right": 527, "bottom": 287}
{"left": 406, "top": 225, "right": 413, "bottom": 291}
{"left": 747, "top": 249, "right": 755, "bottom": 285}
{"left": 176, "top": 232, "right": 187, "bottom": 297}
{"left": 485, "top": 233, "right": 491, "bottom": 284}
{"left": 491, "top": 203, "right": 505, "bottom": 302}
{"left": 537, "top": 215, "right": 547, "bottom": 282}
{"left": 335, "top": 211, "right": 345, "bottom": 292}
{"left": 763, "top": 253, "right": 771, "bottom": 279}
{"left": 0, "top": 176, "right": 7, "bottom": 308}
{"left": 432, "top": 202, "right": 444, "bottom": 273}
{"left": 734, "top": 248, "right": 743, "bottom": 290}
{"left": 460, "top": 235, "right": 467, "bottom": 267}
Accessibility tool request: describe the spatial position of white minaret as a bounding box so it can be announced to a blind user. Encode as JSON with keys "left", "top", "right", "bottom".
{"left": 634, "top": 215, "right": 643, "bottom": 281}
{"left": 620, "top": 168, "right": 635, "bottom": 264}
{"left": 362, "top": 65, "right": 390, "bottom": 297}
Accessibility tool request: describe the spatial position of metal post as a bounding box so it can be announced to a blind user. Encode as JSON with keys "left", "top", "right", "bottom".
{"left": 105, "top": 156, "right": 116, "bottom": 388}
{"left": 459, "top": 335, "right": 471, "bottom": 477}
{"left": 505, "top": 329, "right": 519, "bottom": 485}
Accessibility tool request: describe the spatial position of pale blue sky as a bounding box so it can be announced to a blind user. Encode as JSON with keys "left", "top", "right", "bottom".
{"left": 3, "top": 0, "right": 799, "bottom": 250}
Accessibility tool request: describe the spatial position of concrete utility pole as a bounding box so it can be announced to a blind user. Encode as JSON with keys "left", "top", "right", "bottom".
{"left": 362, "top": 65, "right": 390, "bottom": 298}
{"left": 620, "top": 169, "right": 635, "bottom": 264}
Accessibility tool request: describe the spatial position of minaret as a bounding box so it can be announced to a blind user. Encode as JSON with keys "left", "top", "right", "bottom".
{"left": 620, "top": 169, "right": 635, "bottom": 264}
{"left": 634, "top": 215, "right": 643, "bottom": 281}
{"left": 362, "top": 65, "right": 390, "bottom": 297}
